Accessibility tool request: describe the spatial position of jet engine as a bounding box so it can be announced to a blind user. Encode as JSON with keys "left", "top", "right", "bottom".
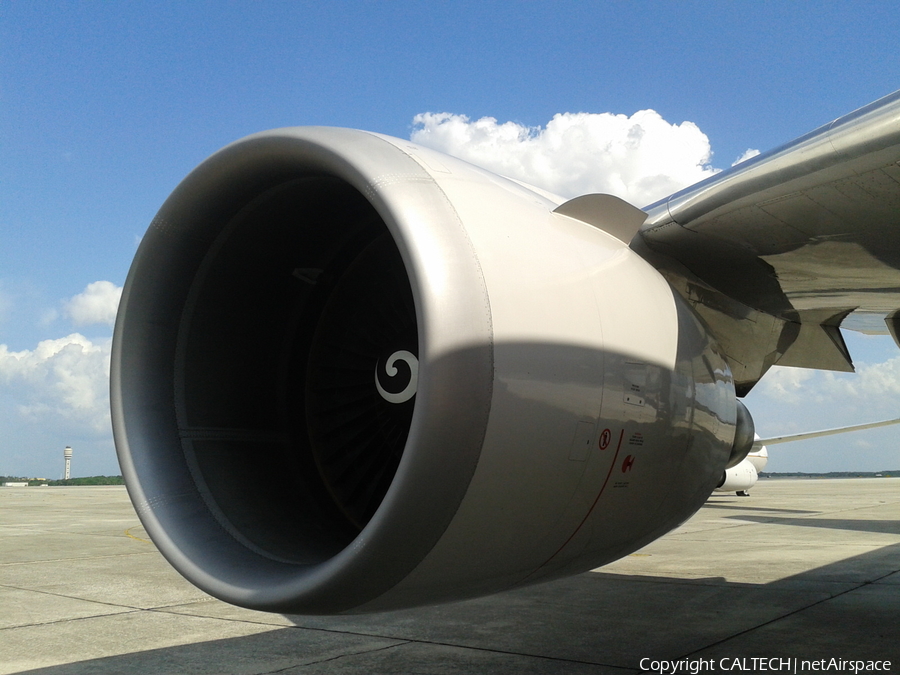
{"left": 716, "top": 442, "right": 769, "bottom": 494}
{"left": 111, "top": 128, "right": 738, "bottom": 614}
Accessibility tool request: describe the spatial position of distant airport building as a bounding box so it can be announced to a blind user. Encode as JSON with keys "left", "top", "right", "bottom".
{"left": 2, "top": 482, "right": 28, "bottom": 487}
{"left": 64, "top": 446, "right": 72, "bottom": 480}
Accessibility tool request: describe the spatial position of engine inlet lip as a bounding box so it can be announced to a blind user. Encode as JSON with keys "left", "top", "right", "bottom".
{"left": 112, "top": 128, "right": 495, "bottom": 612}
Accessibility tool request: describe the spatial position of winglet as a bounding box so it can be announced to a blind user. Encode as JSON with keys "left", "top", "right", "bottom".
{"left": 553, "top": 194, "right": 647, "bottom": 244}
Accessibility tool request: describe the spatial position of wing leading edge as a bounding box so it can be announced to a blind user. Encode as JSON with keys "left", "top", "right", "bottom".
{"left": 633, "top": 90, "right": 900, "bottom": 395}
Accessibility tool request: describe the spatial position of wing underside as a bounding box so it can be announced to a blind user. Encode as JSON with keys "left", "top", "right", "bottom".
{"left": 633, "top": 90, "right": 900, "bottom": 395}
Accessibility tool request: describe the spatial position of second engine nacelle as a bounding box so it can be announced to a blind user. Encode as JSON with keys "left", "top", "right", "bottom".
{"left": 112, "top": 128, "right": 737, "bottom": 614}
{"left": 716, "top": 442, "right": 769, "bottom": 494}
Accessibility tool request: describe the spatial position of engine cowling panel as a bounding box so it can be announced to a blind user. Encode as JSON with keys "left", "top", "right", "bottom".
{"left": 112, "top": 128, "right": 737, "bottom": 614}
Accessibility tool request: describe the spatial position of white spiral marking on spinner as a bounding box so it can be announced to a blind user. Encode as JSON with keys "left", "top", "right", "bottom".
{"left": 375, "top": 351, "right": 418, "bottom": 404}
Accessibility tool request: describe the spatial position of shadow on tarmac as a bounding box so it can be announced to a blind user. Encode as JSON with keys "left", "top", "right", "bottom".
{"left": 725, "top": 515, "right": 900, "bottom": 535}
{"left": 702, "top": 503, "right": 818, "bottom": 515}
{"left": 15, "top": 543, "right": 900, "bottom": 674}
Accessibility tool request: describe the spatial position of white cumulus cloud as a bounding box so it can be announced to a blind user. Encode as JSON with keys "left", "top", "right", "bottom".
{"left": 732, "top": 148, "right": 761, "bottom": 166}
{"left": 819, "top": 356, "right": 900, "bottom": 399}
{"left": 755, "top": 366, "right": 816, "bottom": 404}
{"left": 0, "top": 333, "right": 112, "bottom": 433}
{"left": 760, "top": 355, "right": 900, "bottom": 405}
{"left": 410, "top": 109, "right": 719, "bottom": 206}
{"left": 63, "top": 281, "right": 122, "bottom": 327}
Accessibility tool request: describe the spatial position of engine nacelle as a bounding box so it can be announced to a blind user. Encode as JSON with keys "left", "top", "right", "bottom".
{"left": 726, "top": 400, "right": 756, "bottom": 469}
{"left": 716, "top": 461, "right": 759, "bottom": 493}
{"left": 715, "top": 442, "right": 768, "bottom": 494}
{"left": 112, "top": 128, "right": 737, "bottom": 614}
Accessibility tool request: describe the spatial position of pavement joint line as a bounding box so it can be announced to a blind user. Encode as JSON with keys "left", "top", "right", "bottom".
{"left": 251, "top": 640, "right": 412, "bottom": 674}
{"left": 0, "top": 551, "right": 157, "bottom": 566}
{"left": 0, "top": 582, "right": 204, "bottom": 615}
{"left": 315, "top": 633, "right": 635, "bottom": 671}
{"left": 277, "top": 623, "right": 629, "bottom": 670}
{"left": 0, "top": 608, "right": 142, "bottom": 632}
{"left": 672, "top": 565, "right": 900, "bottom": 660}
{"left": 150, "top": 606, "right": 634, "bottom": 671}
{"left": 143, "top": 606, "right": 296, "bottom": 625}
{"left": 0, "top": 528, "right": 142, "bottom": 538}
{"left": 146, "top": 606, "right": 298, "bottom": 627}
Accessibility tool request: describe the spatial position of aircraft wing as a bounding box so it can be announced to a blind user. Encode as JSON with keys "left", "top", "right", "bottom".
{"left": 753, "top": 416, "right": 900, "bottom": 451}
{"left": 634, "top": 90, "right": 900, "bottom": 395}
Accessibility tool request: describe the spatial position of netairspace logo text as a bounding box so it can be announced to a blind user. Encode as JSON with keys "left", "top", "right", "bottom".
{"left": 640, "top": 658, "right": 893, "bottom": 675}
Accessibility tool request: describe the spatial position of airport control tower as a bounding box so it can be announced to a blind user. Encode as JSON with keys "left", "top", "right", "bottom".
{"left": 64, "top": 446, "right": 72, "bottom": 480}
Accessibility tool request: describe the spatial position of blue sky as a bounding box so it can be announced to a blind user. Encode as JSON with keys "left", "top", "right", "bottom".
{"left": 2, "top": 2, "right": 900, "bottom": 478}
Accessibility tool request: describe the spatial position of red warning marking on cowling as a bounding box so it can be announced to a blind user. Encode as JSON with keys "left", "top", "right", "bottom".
{"left": 599, "top": 428, "right": 612, "bottom": 450}
{"left": 621, "top": 455, "right": 635, "bottom": 473}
